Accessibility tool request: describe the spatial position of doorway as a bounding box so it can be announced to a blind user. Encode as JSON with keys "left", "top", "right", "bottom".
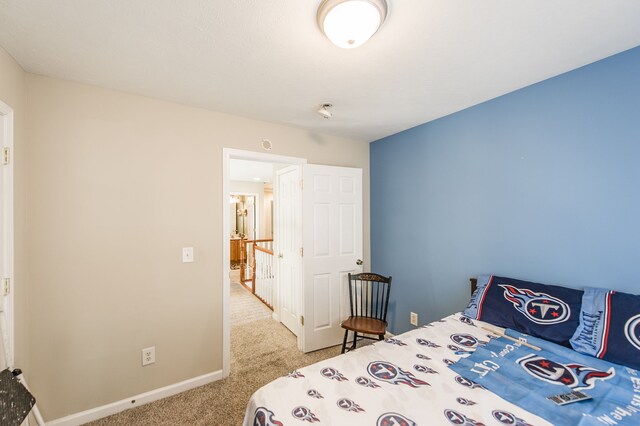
{"left": 222, "top": 149, "right": 306, "bottom": 377}
{"left": 222, "top": 149, "right": 365, "bottom": 376}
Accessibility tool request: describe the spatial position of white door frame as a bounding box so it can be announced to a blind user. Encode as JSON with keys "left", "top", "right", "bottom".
{"left": 222, "top": 148, "right": 306, "bottom": 377}
{"left": 0, "top": 99, "right": 14, "bottom": 367}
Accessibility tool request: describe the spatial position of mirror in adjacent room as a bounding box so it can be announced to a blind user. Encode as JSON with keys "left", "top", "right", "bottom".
{"left": 230, "top": 194, "right": 257, "bottom": 240}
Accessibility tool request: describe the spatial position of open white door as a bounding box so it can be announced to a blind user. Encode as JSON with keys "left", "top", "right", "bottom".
{"left": 302, "top": 165, "right": 363, "bottom": 353}
{"left": 0, "top": 115, "right": 5, "bottom": 369}
{"left": 275, "top": 165, "right": 302, "bottom": 336}
{"left": 0, "top": 102, "right": 13, "bottom": 369}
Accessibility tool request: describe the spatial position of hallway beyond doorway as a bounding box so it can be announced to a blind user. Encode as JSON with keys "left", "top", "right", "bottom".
{"left": 229, "top": 270, "right": 272, "bottom": 327}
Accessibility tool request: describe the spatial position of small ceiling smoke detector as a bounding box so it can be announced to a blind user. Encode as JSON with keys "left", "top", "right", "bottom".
{"left": 317, "top": 103, "right": 333, "bottom": 119}
{"left": 261, "top": 139, "right": 272, "bottom": 150}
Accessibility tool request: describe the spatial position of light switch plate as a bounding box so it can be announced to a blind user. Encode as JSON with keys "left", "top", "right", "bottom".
{"left": 182, "top": 247, "right": 194, "bottom": 263}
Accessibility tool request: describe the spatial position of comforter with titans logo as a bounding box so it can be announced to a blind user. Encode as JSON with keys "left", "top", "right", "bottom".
{"left": 244, "top": 314, "right": 550, "bottom": 425}
{"left": 450, "top": 329, "right": 640, "bottom": 426}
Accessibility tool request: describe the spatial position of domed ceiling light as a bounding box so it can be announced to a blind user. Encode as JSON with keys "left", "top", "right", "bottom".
{"left": 317, "top": 0, "right": 388, "bottom": 49}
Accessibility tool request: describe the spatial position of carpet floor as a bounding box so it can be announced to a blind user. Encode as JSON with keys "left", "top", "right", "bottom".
{"left": 230, "top": 281, "right": 272, "bottom": 326}
{"left": 87, "top": 302, "right": 341, "bottom": 425}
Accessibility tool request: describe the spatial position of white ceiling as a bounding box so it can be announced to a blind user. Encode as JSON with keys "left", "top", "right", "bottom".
{"left": 1, "top": 1, "right": 640, "bottom": 142}
{"left": 230, "top": 159, "right": 275, "bottom": 183}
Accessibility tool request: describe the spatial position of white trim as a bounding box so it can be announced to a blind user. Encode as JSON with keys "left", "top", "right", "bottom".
{"left": 46, "top": 370, "right": 222, "bottom": 426}
{"left": 222, "top": 148, "right": 306, "bottom": 378}
{"left": 0, "top": 99, "right": 14, "bottom": 367}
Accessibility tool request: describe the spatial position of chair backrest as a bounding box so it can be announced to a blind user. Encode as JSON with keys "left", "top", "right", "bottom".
{"left": 347, "top": 272, "right": 392, "bottom": 323}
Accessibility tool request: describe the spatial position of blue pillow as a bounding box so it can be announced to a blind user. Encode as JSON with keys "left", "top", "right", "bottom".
{"left": 464, "top": 275, "right": 583, "bottom": 345}
{"left": 570, "top": 288, "right": 640, "bottom": 370}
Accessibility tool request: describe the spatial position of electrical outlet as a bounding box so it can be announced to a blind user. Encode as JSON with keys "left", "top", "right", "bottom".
{"left": 410, "top": 312, "right": 418, "bottom": 326}
{"left": 142, "top": 346, "right": 155, "bottom": 366}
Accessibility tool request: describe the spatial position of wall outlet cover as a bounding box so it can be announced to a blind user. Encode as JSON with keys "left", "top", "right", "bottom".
{"left": 142, "top": 346, "right": 156, "bottom": 366}
{"left": 410, "top": 312, "right": 418, "bottom": 326}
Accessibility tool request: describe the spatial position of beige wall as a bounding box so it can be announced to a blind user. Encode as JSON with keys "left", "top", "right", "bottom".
{"left": 24, "top": 74, "right": 370, "bottom": 420}
{"left": 0, "top": 48, "right": 28, "bottom": 374}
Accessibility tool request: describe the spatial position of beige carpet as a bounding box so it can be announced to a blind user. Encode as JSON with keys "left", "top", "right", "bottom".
{"left": 230, "top": 282, "right": 272, "bottom": 326}
{"left": 87, "top": 316, "right": 341, "bottom": 425}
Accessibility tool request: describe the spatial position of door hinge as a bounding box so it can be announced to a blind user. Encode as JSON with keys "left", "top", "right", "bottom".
{"left": 300, "top": 247, "right": 304, "bottom": 257}
{"left": 2, "top": 278, "right": 9, "bottom": 296}
{"left": 3, "top": 147, "right": 9, "bottom": 165}
{"left": 300, "top": 315, "right": 304, "bottom": 326}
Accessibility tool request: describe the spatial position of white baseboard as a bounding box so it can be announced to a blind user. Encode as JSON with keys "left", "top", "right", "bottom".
{"left": 46, "top": 370, "right": 223, "bottom": 426}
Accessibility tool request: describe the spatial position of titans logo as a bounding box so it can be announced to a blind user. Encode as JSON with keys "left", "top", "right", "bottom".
{"left": 291, "top": 406, "right": 319, "bottom": 423}
{"left": 306, "top": 389, "right": 323, "bottom": 399}
{"left": 356, "top": 376, "right": 381, "bottom": 388}
{"left": 416, "top": 338, "right": 441, "bottom": 348}
{"left": 320, "top": 367, "right": 348, "bottom": 381}
{"left": 416, "top": 354, "right": 431, "bottom": 360}
{"left": 414, "top": 364, "right": 438, "bottom": 374}
{"left": 499, "top": 284, "right": 570, "bottom": 324}
{"left": 443, "top": 359, "right": 456, "bottom": 366}
{"left": 287, "top": 370, "right": 304, "bottom": 379}
{"left": 454, "top": 375, "right": 485, "bottom": 389}
{"left": 253, "top": 407, "right": 283, "bottom": 426}
{"left": 367, "top": 361, "right": 430, "bottom": 387}
{"left": 444, "top": 409, "right": 485, "bottom": 426}
{"left": 456, "top": 397, "right": 476, "bottom": 406}
{"left": 451, "top": 334, "right": 479, "bottom": 348}
{"left": 377, "top": 412, "right": 417, "bottom": 426}
{"left": 337, "top": 398, "right": 365, "bottom": 412}
{"left": 385, "top": 338, "right": 408, "bottom": 346}
{"left": 459, "top": 316, "right": 476, "bottom": 326}
{"left": 448, "top": 344, "right": 474, "bottom": 354}
{"left": 492, "top": 410, "right": 534, "bottom": 426}
{"left": 517, "top": 354, "right": 615, "bottom": 390}
{"left": 625, "top": 314, "right": 640, "bottom": 351}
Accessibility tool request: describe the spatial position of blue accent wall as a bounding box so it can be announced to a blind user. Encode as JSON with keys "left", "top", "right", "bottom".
{"left": 370, "top": 46, "right": 640, "bottom": 334}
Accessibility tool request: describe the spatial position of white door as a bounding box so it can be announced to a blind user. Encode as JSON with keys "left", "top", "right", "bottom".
{"left": 302, "top": 165, "right": 363, "bottom": 353}
{"left": 0, "top": 116, "right": 4, "bottom": 369}
{"left": 275, "top": 166, "right": 302, "bottom": 336}
{"left": 0, "top": 106, "right": 12, "bottom": 369}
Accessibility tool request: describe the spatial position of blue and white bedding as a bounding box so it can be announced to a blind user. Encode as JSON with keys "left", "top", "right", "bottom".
{"left": 244, "top": 314, "right": 551, "bottom": 425}
{"left": 451, "top": 329, "right": 640, "bottom": 426}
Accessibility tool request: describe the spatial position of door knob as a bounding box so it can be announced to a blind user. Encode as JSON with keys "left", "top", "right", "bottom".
{"left": 356, "top": 259, "right": 363, "bottom": 266}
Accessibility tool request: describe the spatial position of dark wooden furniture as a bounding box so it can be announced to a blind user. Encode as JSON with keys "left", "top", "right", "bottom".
{"left": 341, "top": 272, "right": 392, "bottom": 354}
{"left": 230, "top": 239, "right": 242, "bottom": 263}
{"left": 470, "top": 277, "right": 477, "bottom": 295}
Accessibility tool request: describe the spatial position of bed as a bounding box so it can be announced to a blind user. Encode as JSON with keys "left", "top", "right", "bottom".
{"left": 244, "top": 276, "right": 640, "bottom": 425}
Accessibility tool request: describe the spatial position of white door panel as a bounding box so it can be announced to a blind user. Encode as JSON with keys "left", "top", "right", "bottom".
{"left": 275, "top": 166, "right": 301, "bottom": 336}
{"left": 302, "top": 165, "right": 363, "bottom": 353}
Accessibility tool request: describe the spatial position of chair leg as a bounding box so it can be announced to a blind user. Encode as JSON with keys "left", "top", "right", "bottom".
{"left": 341, "top": 329, "right": 349, "bottom": 354}
{"left": 350, "top": 332, "right": 358, "bottom": 351}
{"left": 378, "top": 334, "right": 385, "bottom": 341}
